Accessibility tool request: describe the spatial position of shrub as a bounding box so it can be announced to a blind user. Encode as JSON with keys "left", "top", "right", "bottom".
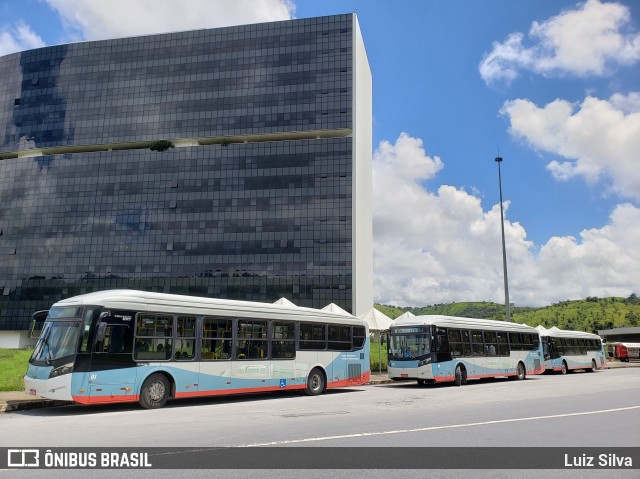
{"left": 149, "top": 140, "right": 174, "bottom": 152}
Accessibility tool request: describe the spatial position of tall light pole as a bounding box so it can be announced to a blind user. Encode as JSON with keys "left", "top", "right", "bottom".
{"left": 495, "top": 157, "right": 511, "bottom": 322}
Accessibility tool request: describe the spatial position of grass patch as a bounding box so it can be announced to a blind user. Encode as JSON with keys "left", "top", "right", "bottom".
{"left": 370, "top": 340, "right": 388, "bottom": 373}
{"left": 0, "top": 349, "right": 32, "bottom": 391}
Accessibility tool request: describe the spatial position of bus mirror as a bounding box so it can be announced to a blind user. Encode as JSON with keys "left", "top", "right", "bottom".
{"left": 95, "top": 322, "right": 107, "bottom": 343}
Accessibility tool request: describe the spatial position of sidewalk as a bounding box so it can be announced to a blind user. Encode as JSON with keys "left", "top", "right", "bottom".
{"left": 2, "top": 362, "right": 636, "bottom": 413}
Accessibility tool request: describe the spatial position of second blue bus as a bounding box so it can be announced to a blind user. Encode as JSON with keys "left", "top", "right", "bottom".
{"left": 388, "top": 315, "right": 544, "bottom": 385}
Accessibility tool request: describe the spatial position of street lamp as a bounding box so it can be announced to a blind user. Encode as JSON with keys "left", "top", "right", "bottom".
{"left": 495, "top": 157, "right": 511, "bottom": 322}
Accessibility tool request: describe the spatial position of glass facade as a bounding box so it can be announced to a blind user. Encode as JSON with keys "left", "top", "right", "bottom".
{"left": 0, "top": 15, "right": 353, "bottom": 150}
{"left": 0, "top": 14, "right": 372, "bottom": 331}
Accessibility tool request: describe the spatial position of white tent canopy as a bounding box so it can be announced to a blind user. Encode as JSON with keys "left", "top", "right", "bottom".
{"left": 395, "top": 311, "right": 415, "bottom": 321}
{"left": 359, "top": 308, "right": 393, "bottom": 331}
{"left": 321, "top": 303, "right": 352, "bottom": 316}
{"left": 273, "top": 297, "right": 297, "bottom": 308}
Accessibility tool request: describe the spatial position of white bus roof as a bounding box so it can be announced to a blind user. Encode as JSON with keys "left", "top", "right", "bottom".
{"left": 391, "top": 315, "right": 538, "bottom": 332}
{"left": 618, "top": 342, "right": 640, "bottom": 348}
{"left": 52, "top": 290, "right": 366, "bottom": 327}
{"left": 535, "top": 325, "right": 601, "bottom": 340}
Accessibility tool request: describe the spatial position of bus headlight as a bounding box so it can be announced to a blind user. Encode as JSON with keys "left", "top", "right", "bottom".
{"left": 49, "top": 363, "right": 73, "bottom": 378}
{"left": 418, "top": 357, "right": 431, "bottom": 367}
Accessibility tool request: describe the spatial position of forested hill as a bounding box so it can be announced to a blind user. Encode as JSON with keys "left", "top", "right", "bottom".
{"left": 375, "top": 295, "right": 640, "bottom": 334}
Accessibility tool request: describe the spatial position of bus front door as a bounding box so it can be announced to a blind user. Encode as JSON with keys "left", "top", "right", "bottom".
{"left": 89, "top": 321, "right": 137, "bottom": 403}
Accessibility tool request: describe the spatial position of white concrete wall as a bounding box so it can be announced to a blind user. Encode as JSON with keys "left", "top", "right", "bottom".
{"left": 352, "top": 14, "right": 373, "bottom": 317}
{"left": 0, "top": 330, "right": 36, "bottom": 349}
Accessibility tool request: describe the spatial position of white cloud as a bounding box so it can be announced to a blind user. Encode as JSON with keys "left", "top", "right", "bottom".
{"left": 480, "top": 0, "right": 640, "bottom": 84}
{"left": 527, "top": 203, "right": 640, "bottom": 304}
{"left": 501, "top": 93, "right": 640, "bottom": 200}
{"left": 44, "top": 0, "right": 295, "bottom": 41}
{"left": 610, "top": 91, "right": 640, "bottom": 114}
{"left": 373, "top": 133, "right": 640, "bottom": 307}
{"left": 0, "top": 21, "right": 45, "bottom": 56}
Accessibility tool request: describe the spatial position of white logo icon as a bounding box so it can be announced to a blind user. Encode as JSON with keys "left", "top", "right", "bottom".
{"left": 8, "top": 449, "right": 40, "bottom": 467}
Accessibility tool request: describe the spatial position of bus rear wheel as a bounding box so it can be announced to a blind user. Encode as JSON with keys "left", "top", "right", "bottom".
{"left": 305, "top": 368, "right": 325, "bottom": 396}
{"left": 139, "top": 373, "right": 170, "bottom": 409}
{"left": 454, "top": 365, "right": 467, "bottom": 386}
{"left": 561, "top": 361, "right": 568, "bottom": 375}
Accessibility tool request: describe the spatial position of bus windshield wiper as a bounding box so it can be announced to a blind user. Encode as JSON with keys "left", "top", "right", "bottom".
{"left": 40, "top": 333, "right": 52, "bottom": 365}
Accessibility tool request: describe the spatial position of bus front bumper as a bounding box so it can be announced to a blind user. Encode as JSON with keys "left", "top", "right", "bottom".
{"left": 388, "top": 360, "right": 430, "bottom": 381}
{"left": 24, "top": 374, "right": 73, "bottom": 401}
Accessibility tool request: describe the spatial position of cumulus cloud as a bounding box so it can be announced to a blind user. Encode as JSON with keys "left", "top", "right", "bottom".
{"left": 373, "top": 133, "right": 640, "bottom": 307}
{"left": 0, "top": 21, "right": 45, "bottom": 56}
{"left": 526, "top": 203, "right": 640, "bottom": 304}
{"left": 501, "top": 93, "right": 640, "bottom": 200}
{"left": 479, "top": 0, "right": 640, "bottom": 84}
{"left": 44, "top": 0, "right": 295, "bottom": 40}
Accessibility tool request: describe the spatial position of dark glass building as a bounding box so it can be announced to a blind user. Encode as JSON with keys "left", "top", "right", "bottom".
{"left": 0, "top": 14, "right": 373, "bottom": 346}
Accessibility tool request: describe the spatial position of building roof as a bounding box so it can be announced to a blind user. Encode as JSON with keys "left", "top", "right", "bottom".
{"left": 273, "top": 297, "right": 297, "bottom": 308}
{"left": 321, "top": 303, "right": 352, "bottom": 316}
{"left": 359, "top": 308, "right": 393, "bottom": 331}
{"left": 597, "top": 326, "right": 640, "bottom": 335}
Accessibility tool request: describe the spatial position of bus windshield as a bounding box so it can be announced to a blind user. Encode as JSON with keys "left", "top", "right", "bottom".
{"left": 31, "top": 320, "right": 82, "bottom": 363}
{"left": 389, "top": 327, "right": 431, "bottom": 359}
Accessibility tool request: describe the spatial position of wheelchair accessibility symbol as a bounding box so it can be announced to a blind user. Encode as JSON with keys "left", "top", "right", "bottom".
{"left": 279, "top": 379, "right": 286, "bottom": 388}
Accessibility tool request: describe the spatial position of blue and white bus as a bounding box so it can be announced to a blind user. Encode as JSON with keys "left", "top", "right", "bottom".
{"left": 388, "top": 315, "right": 544, "bottom": 385}
{"left": 24, "top": 290, "right": 369, "bottom": 408}
{"left": 537, "top": 326, "right": 605, "bottom": 373}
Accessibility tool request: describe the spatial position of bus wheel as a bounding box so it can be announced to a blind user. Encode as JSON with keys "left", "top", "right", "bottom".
{"left": 561, "top": 361, "right": 568, "bottom": 375}
{"left": 516, "top": 362, "right": 526, "bottom": 380}
{"left": 589, "top": 360, "right": 597, "bottom": 372}
{"left": 305, "top": 368, "right": 325, "bottom": 396}
{"left": 454, "top": 365, "right": 466, "bottom": 386}
{"left": 139, "top": 373, "right": 170, "bottom": 409}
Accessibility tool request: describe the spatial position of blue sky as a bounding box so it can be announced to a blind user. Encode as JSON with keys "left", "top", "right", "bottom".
{"left": 1, "top": 0, "right": 639, "bottom": 306}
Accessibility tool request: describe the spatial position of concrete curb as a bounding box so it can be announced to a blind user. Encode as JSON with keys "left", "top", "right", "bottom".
{"left": 0, "top": 399, "right": 71, "bottom": 413}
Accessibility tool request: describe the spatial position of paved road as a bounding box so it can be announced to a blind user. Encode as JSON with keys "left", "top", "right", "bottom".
{"left": 1, "top": 368, "right": 638, "bottom": 478}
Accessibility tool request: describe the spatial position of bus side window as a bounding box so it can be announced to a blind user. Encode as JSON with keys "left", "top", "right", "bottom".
{"left": 436, "top": 330, "right": 449, "bottom": 352}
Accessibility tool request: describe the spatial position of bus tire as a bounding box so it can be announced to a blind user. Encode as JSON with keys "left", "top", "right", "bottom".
{"left": 454, "top": 364, "right": 466, "bottom": 386}
{"left": 561, "top": 361, "right": 568, "bottom": 375}
{"left": 516, "top": 362, "right": 526, "bottom": 380}
{"left": 305, "top": 368, "right": 325, "bottom": 396}
{"left": 589, "top": 359, "right": 597, "bottom": 372}
{"left": 139, "top": 373, "right": 170, "bottom": 409}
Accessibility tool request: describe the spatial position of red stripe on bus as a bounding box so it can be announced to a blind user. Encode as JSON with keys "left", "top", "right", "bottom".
{"left": 73, "top": 372, "right": 371, "bottom": 404}
{"left": 72, "top": 394, "right": 139, "bottom": 405}
{"left": 327, "top": 371, "right": 370, "bottom": 388}
{"left": 432, "top": 370, "right": 539, "bottom": 383}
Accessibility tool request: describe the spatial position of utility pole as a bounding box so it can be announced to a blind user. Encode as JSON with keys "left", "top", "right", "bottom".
{"left": 495, "top": 157, "right": 511, "bottom": 322}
